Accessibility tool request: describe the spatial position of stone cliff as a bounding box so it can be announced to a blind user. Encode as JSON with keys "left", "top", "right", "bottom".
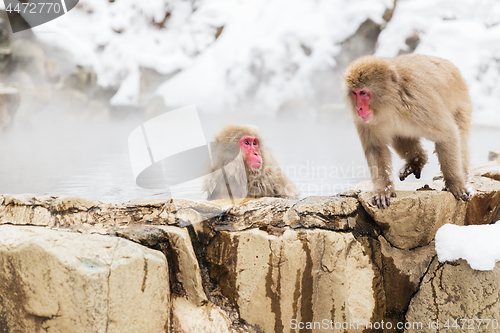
{"left": 1, "top": 160, "right": 500, "bottom": 332}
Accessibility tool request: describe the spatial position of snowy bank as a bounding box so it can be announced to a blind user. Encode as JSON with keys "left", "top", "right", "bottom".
{"left": 436, "top": 222, "right": 500, "bottom": 271}
{"left": 32, "top": 0, "right": 500, "bottom": 123}
{"left": 376, "top": 0, "right": 500, "bottom": 127}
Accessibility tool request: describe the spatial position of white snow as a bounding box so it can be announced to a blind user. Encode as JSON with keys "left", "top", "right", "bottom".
{"left": 32, "top": 0, "right": 391, "bottom": 110}
{"left": 31, "top": 0, "right": 500, "bottom": 121}
{"left": 156, "top": 0, "right": 391, "bottom": 113}
{"left": 376, "top": 0, "right": 500, "bottom": 127}
{"left": 110, "top": 63, "right": 141, "bottom": 106}
{"left": 435, "top": 222, "right": 500, "bottom": 271}
{"left": 33, "top": 0, "right": 208, "bottom": 91}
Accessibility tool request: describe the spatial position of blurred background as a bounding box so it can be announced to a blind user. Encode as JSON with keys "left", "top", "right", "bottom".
{"left": 0, "top": 0, "right": 499, "bottom": 202}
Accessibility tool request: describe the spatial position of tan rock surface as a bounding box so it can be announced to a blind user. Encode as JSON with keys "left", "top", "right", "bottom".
{"left": 405, "top": 258, "right": 500, "bottom": 333}
{"left": 464, "top": 176, "right": 500, "bottom": 225}
{"left": 378, "top": 236, "right": 436, "bottom": 326}
{"left": 158, "top": 226, "right": 207, "bottom": 306}
{"left": 171, "top": 297, "right": 234, "bottom": 333}
{"left": 206, "top": 228, "right": 377, "bottom": 332}
{"left": 104, "top": 225, "right": 208, "bottom": 306}
{"left": 359, "top": 190, "right": 466, "bottom": 250}
{"left": 1, "top": 169, "right": 500, "bottom": 333}
{"left": 0, "top": 194, "right": 57, "bottom": 226}
{"left": 0, "top": 225, "right": 169, "bottom": 333}
{"left": 0, "top": 194, "right": 224, "bottom": 228}
{"left": 212, "top": 197, "right": 297, "bottom": 231}
{"left": 284, "top": 196, "right": 358, "bottom": 230}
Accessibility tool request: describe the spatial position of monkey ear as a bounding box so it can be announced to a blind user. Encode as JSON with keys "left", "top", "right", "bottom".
{"left": 387, "top": 66, "right": 399, "bottom": 83}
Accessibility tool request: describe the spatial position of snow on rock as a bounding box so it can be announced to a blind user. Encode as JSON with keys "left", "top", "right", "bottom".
{"left": 32, "top": 0, "right": 392, "bottom": 111}
{"left": 32, "top": 0, "right": 500, "bottom": 119}
{"left": 33, "top": 0, "right": 211, "bottom": 99}
{"left": 377, "top": 0, "right": 500, "bottom": 125}
{"left": 110, "top": 63, "right": 141, "bottom": 106}
{"left": 156, "top": 0, "right": 391, "bottom": 113}
{"left": 435, "top": 222, "right": 500, "bottom": 271}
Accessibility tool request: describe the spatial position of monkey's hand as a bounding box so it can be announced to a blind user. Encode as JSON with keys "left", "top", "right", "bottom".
{"left": 372, "top": 188, "right": 397, "bottom": 209}
{"left": 443, "top": 185, "right": 471, "bottom": 201}
{"left": 398, "top": 157, "right": 426, "bottom": 181}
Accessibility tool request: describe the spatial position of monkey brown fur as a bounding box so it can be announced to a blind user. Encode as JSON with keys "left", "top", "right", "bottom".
{"left": 344, "top": 54, "right": 472, "bottom": 208}
{"left": 203, "top": 123, "right": 299, "bottom": 200}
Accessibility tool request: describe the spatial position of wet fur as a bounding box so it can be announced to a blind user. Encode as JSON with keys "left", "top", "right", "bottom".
{"left": 203, "top": 124, "right": 299, "bottom": 199}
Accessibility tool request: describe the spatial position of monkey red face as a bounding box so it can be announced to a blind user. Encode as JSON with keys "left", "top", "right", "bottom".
{"left": 350, "top": 88, "right": 372, "bottom": 122}
{"left": 239, "top": 135, "right": 262, "bottom": 170}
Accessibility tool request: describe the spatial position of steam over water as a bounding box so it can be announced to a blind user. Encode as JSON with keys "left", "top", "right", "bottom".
{"left": 0, "top": 108, "right": 499, "bottom": 203}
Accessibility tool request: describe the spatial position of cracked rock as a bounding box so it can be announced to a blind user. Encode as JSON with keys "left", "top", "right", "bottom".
{"left": 171, "top": 296, "right": 233, "bottom": 333}
{"left": 405, "top": 258, "right": 500, "bottom": 333}
{"left": 359, "top": 190, "right": 466, "bottom": 250}
{"left": 212, "top": 197, "right": 298, "bottom": 231}
{"left": 205, "top": 228, "right": 378, "bottom": 332}
{"left": 0, "top": 225, "right": 169, "bottom": 333}
{"left": 284, "top": 196, "right": 358, "bottom": 230}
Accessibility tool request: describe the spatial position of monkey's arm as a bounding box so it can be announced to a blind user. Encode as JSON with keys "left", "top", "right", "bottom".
{"left": 202, "top": 170, "right": 225, "bottom": 200}
{"left": 358, "top": 128, "right": 396, "bottom": 208}
{"left": 203, "top": 153, "right": 247, "bottom": 200}
{"left": 392, "top": 136, "right": 428, "bottom": 181}
{"left": 262, "top": 149, "right": 299, "bottom": 198}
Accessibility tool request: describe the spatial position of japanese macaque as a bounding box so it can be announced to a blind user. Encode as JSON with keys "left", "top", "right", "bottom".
{"left": 344, "top": 54, "right": 472, "bottom": 208}
{"left": 203, "top": 124, "right": 299, "bottom": 200}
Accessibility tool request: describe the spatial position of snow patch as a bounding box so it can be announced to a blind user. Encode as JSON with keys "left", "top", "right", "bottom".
{"left": 436, "top": 222, "right": 500, "bottom": 271}
{"left": 110, "top": 64, "right": 140, "bottom": 106}
{"left": 30, "top": 0, "right": 500, "bottom": 119}
{"left": 377, "top": 0, "right": 500, "bottom": 126}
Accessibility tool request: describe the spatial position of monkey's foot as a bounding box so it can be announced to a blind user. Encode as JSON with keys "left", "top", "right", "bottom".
{"left": 372, "top": 191, "right": 397, "bottom": 209}
{"left": 399, "top": 158, "right": 425, "bottom": 181}
{"left": 443, "top": 186, "right": 471, "bottom": 201}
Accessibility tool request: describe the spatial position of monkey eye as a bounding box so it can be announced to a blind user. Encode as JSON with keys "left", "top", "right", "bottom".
{"left": 359, "top": 91, "right": 366, "bottom": 95}
{"left": 244, "top": 140, "right": 250, "bottom": 145}
{"left": 253, "top": 139, "right": 258, "bottom": 145}
{"left": 351, "top": 91, "right": 357, "bottom": 96}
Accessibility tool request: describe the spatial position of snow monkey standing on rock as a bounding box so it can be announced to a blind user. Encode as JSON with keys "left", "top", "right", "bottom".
{"left": 344, "top": 54, "right": 472, "bottom": 208}
{"left": 203, "top": 124, "right": 299, "bottom": 200}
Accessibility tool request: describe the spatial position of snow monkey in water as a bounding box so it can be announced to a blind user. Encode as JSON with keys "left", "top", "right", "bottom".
{"left": 203, "top": 124, "right": 299, "bottom": 200}
{"left": 344, "top": 54, "right": 472, "bottom": 208}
